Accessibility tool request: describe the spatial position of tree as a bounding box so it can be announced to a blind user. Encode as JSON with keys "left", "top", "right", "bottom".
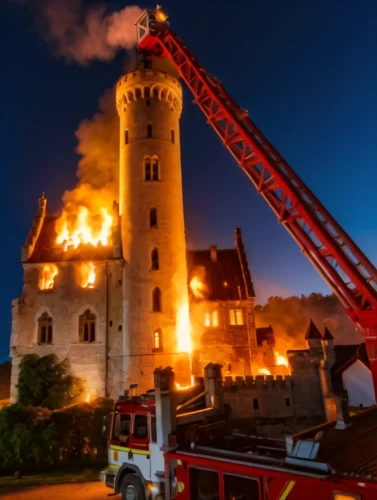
{"left": 17, "top": 354, "right": 86, "bottom": 410}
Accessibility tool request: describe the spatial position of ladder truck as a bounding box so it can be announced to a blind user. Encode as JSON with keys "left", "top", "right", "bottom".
{"left": 100, "top": 6, "right": 377, "bottom": 500}
{"left": 101, "top": 364, "right": 377, "bottom": 499}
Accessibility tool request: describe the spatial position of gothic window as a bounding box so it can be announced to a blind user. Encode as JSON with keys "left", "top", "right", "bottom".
{"left": 152, "top": 287, "right": 161, "bottom": 312}
{"left": 144, "top": 156, "right": 159, "bottom": 181}
{"left": 153, "top": 328, "right": 163, "bottom": 352}
{"left": 38, "top": 312, "right": 53, "bottom": 345}
{"left": 79, "top": 309, "right": 96, "bottom": 343}
{"left": 229, "top": 308, "right": 244, "bottom": 326}
{"left": 147, "top": 124, "right": 152, "bottom": 138}
{"left": 152, "top": 157, "right": 159, "bottom": 180}
{"left": 151, "top": 248, "right": 159, "bottom": 270}
{"left": 150, "top": 207, "right": 157, "bottom": 228}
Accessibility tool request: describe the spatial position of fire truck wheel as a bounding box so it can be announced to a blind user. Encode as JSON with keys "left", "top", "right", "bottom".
{"left": 120, "top": 474, "right": 145, "bottom": 500}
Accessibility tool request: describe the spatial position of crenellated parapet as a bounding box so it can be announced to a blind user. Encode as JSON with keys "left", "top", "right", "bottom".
{"left": 223, "top": 373, "right": 292, "bottom": 391}
{"left": 21, "top": 194, "right": 47, "bottom": 263}
{"left": 116, "top": 68, "right": 182, "bottom": 116}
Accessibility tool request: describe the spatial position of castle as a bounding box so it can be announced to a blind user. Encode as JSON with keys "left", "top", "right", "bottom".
{"left": 9, "top": 55, "right": 285, "bottom": 402}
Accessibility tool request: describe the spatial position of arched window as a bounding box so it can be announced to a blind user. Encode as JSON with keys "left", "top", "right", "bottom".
{"left": 152, "top": 288, "right": 161, "bottom": 312}
{"left": 144, "top": 156, "right": 151, "bottom": 181}
{"left": 150, "top": 207, "right": 157, "bottom": 228}
{"left": 79, "top": 309, "right": 96, "bottom": 343}
{"left": 38, "top": 312, "right": 53, "bottom": 345}
{"left": 152, "top": 157, "right": 159, "bottom": 181}
{"left": 153, "top": 328, "right": 163, "bottom": 352}
{"left": 151, "top": 248, "right": 159, "bottom": 270}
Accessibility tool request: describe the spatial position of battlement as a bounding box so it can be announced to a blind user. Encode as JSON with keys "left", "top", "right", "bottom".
{"left": 223, "top": 374, "right": 292, "bottom": 390}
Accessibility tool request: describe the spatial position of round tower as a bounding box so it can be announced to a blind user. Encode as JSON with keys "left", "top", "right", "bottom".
{"left": 116, "top": 56, "right": 191, "bottom": 391}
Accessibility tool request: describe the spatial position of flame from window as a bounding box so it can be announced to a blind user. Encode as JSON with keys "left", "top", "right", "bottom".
{"left": 41, "top": 264, "right": 58, "bottom": 290}
{"left": 189, "top": 266, "right": 208, "bottom": 299}
{"left": 275, "top": 351, "right": 289, "bottom": 368}
{"left": 56, "top": 206, "right": 112, "bottom": 251}
{"left": 258, "top": 368, "right": 271, "bottom": 376}
{"left": 82, "top": 262, "right": 96, "bottom": 288}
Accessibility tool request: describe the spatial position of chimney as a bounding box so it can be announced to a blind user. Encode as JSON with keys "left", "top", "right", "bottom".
{"left": 210, "top": 245, "right": 217, "bottom": 262}
{"left": 335, "top": 394, "right": 352, "bottom": 430}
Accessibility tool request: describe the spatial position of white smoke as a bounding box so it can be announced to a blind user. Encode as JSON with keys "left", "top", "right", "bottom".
{"left": 14, "top": 0, "right": 143, "bottom": 65}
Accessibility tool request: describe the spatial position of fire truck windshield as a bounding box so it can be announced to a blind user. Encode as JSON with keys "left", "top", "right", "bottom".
{"left": 113, "top": 413, "right": 131, "bottom": 441}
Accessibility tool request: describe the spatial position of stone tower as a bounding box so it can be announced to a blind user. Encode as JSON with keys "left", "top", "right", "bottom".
{"left": 116, "top": 56, "right": 190, "bottom": 392}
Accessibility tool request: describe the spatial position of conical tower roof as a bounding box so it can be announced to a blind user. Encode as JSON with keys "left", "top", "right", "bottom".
{"left": 304, "top": 319, "right": 322, "bottom": 340}
{"left": 323, "top": 326, "right": 334, "bottom": 341}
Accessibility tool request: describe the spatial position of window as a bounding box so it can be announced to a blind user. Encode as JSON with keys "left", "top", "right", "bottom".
{"left": 153, "top": 328, "right": 162, "bottom": 351}
{"left": 224, "top": 474, "right": 259, "bottom": 499}
{"left": 171, "top": 129, "right": 175, "bottom": 144}
{"left": 152, "top": 157, "right": 159, "bottom": 181}
{"left": 144, "top": 87, "right": 150, "bottom": 98}
{"left": 144, "top": 156, "right": 159, "bottom": 181}
{"left": 152, "top": 288, "right": 161, "bottom": 312}
{"left": 133, "top": 414, "right": 148, "bottom": 439}
{"left": 38, "top": 312, "right": 53, "bottom": 344}
{"left": 79, "top": 309, "right": 96, "bottom": 343}
{"left": 229, "top": 308, "right": 244, "bottom": 326}
{"left": 151, "top": 416, "right": 157, "bottom": 443}
{"left": 212, "top": 311, "right": 218, "bottom": 327}
{"left": 147, "top": 124, "right": 152, "bottom": 138}
{"left": 113, "top": 413, "right": 131, "bottom": 441}
{"left": 189, "top": 468, "right": 219, "bottom": 500}
{"left": 285, "top": 397, "right": 291, "bottom": 408}
{"left": 40, "top": 264, "right": 58, "bottom": 290}
{"left": 204, "top": 313, "right": 210, "bottom": 327}
{"left": 144, "top": 157, "right": 151, "bottom": 181}
{"left": 150, "top": 207, "right": 157, "bottom": 228}
{"left": 125, "top": 129, "right": 129, "bottom": 144}
{"left": 151, "top": 248, "right": 159, "bottom": 270}
{"left": 253, "top": 399, "right": 259, "bottom": 410}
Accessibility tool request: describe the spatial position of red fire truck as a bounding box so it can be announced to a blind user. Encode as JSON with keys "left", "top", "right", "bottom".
{"left": 101, "top": 365, "right": 377, "bottom": 499}
{"left": 100, "top": 5, "right": 377, "bottom": 499}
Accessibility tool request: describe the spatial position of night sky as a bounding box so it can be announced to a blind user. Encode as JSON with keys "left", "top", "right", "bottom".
{"left": 1, "top": 0, "right": 376, "bottom": 362}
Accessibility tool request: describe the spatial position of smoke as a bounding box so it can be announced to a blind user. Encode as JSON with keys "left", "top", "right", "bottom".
{"left": 55, "top": 87, "right": 119, "bottom": 241}
{"left": 13, "top": 0, "right": 143, "bottom": 65}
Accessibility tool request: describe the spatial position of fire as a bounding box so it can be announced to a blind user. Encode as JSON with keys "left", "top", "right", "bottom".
{"left": 258, "top": 368, "right": 271, "bottom": 376}
{"left": 41, "top": 264, "right": 58, "bottom": 290}
{"left": 275, "top": 351, "right": 289, "bottom": 368}
{"left": 56, "top": 206, "right": 113, "bottom": 251}
{"left": 82, "top": 262, "right": 96, "bottom": 288}
{"left": 176, "top": 302, "right": 192, "bottom": 353}
{"left": 189, "top": 267, "right": 208, "bottom": 299}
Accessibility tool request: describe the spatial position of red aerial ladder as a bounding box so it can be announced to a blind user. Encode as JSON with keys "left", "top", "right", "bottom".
{"left": 137, "top": 6, "right": 377, "bottom": 398}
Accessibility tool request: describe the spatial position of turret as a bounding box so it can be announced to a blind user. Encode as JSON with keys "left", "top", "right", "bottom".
{"left": 305, "top": 319, "right": 322, "bottom": 351}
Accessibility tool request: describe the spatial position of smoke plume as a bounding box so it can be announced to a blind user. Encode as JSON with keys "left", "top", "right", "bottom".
{"left": 55, "top": 88, "right": 119, "bottom": 242}
{"left": 14, "top": 0, "right": 142, "bottom": 65}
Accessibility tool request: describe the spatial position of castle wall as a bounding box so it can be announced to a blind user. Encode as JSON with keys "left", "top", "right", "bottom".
{"left": 190, "top": 300, "right": 255, "bottom": 376}
{"left": 10, "top": 260, "right": 122, "bottom": 402}
{"left": 223, "top": 375, "right": 294, "bottom": 419}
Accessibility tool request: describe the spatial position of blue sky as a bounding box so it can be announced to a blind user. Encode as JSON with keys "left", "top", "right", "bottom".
{"left": 0, "top": 0, "right": 376, "bottom": 361}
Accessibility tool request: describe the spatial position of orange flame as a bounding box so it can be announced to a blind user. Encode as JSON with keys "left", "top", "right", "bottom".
{"left": 41, "top": 264, "right": 58, "bottom": 290}
{"left": 275, "top": 351, "right": 289, "bottom": 368}
{"left": 82, "top": 262, "right": 96, "bottom": 288}
{"left": 189, "top": 275, "right": 208, "bottom": 299}
{"left": 258, "top": 368, "right": 271, "bottom": 376}
{"left": 56, "top": 206, "right": 112, "bottom": 251}
{"left": 176, "top": 302, "right": 192, "bottom": 353}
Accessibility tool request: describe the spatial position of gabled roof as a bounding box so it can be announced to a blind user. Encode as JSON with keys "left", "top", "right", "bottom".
{"left": 331, "top": 343, "right": 369, "bottom": 374}
{"left": 26, "top": 216, "right": 115, "bottom": 263}
{"left": 304, "top": 319, "right": 322, "bottom": 340}
{"left": 186, "top": 248, "right": 252, "bottom": 301}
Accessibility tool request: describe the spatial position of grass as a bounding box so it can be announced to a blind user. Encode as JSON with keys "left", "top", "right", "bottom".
{"left": 0, "top": 467, "right": 102, "bottom": 490}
